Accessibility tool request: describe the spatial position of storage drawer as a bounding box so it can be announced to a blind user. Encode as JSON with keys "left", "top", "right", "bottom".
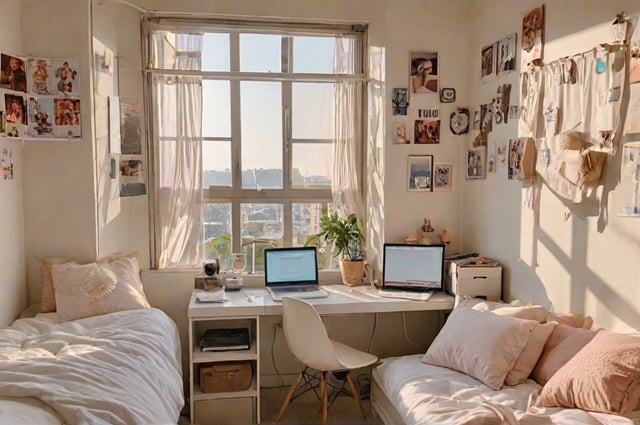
{"left": 195, "top": 398, "right": 254, "bottom": 425}
{"left": 200, "top": 361, "right": 252, "bottom": 393}
{"left": 450, "top": 266, "right": 502, "bottom": 301}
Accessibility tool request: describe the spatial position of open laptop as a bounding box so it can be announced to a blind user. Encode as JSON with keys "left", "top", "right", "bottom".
{"left": 376, "top": 243, "right": 446, "bottom": 301}
{"left": 264, "top": 247, "right": 329, "bottom": 302}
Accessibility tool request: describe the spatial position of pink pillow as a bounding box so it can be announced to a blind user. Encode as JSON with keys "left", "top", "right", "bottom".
{"left": 536, "top": 331, "right": 640, "bottom": 414}
{"left": 505, "top": 322, "right": 556, "bottom": 386}
{"left": 532, "top": 324, "right": 596, "bottom": 385}
{"left": 423, "top": 307, "right": 537, "bottom": 390}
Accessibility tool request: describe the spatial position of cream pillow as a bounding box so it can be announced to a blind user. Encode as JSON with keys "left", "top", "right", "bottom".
{"left": 39, "top": 251, "right": 138, "bottom": 312}
{"left": 536, "top": 331, "right": 640, "bottom": 414}
{"left": 531, "top": 324, "right": 596, "bottom": 385}
{"left": 423, "top": 307, "right": 538, "bottom": 390}
{"left": 52, "top": 257, "right": 150, "bottom": 322}
{"left": 505, "top": 322, "right": 556, "bottom": 386}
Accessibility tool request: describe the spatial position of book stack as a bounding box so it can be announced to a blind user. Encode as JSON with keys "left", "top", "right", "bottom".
{"left": 200, "top": 328, "right": 250, "bottom": 352}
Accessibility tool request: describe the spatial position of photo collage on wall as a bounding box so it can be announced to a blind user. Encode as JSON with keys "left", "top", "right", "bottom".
{"left": 0, "top": 53, "right": 81, "bottom": 139}
{"left": 391, "top": 50, "right": 468, "bottom": 193}
{"left": 119, "top": 98, "right": 146, "bottom": 197}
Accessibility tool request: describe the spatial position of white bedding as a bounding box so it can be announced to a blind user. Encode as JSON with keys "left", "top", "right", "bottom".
{"left": 373, "top": 354, "right": 634, "bottom": 425}
{"left": 0, "top": 308, "right": 183, "bottom": 425}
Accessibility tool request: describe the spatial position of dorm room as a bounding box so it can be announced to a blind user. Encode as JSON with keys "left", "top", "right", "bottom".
{"left": 0, "top": 0, "right": 639, "bottom": 424}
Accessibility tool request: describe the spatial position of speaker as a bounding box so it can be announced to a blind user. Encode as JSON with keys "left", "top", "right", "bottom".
{"left": 204, "top": 259, "right": 220, "bottom": 276}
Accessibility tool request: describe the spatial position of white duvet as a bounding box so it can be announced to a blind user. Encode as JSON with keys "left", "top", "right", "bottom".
{"left": 373, "top": 355, "right": 634, "bottom": 425}
{"left": 0, "top": 308, "right": 183, "bottom": 425}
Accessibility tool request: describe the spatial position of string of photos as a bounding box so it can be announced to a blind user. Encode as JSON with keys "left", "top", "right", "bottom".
{"left": 0, "top": 53, "right": 81, "bottom": 139}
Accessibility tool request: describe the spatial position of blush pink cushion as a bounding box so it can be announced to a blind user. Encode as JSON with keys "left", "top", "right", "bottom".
{"left": 52, "top": 257, "right": 150, "bottom": 322}
{"left": 505, "top": 321, "right": 556, "bottom": 386}
{"left": 39, "top": 257, "right": 72, "bottom": 312}
{"left": 536, "top": 331, "right": 640, "bottom": 414}
{"left": 532, "top": 324, "right": 596, "bottom": 385}
{"left": 423, "top": 307, "right": 538, "bottom": 390}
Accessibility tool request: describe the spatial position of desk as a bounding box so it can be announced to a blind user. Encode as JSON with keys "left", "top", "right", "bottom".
{"left": 188, "top": 285, "right": 454, "bottom": 425}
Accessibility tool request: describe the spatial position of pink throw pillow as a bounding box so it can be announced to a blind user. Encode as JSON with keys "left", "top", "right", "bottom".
{"left": 536, "top": 331, "right": 640, "bottom": 414}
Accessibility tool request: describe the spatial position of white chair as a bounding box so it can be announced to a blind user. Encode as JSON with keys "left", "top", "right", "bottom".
{"left": 275, "top": 296, "right": 378, "bottom": 424}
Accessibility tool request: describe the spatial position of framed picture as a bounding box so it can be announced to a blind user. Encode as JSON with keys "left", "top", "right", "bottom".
{"left": 497, "top": 33, "right": 517, "bottom": 75}
{"left": 408, "top": 155, "right": 433, "bottom": 191}
{"left": 410, "top": 52, "right": 438, "bottom": 95}
{"left": 466, "top": 147, "right": 486, "bottom": 180}
{"left": 440, "top": 88, "right": 455, "bottom": 103}
{"left": 433, "top": 162, "right": 453, "bottom": 192}
{"left": 481, "top": 43, "right": 496, "bottom": 81}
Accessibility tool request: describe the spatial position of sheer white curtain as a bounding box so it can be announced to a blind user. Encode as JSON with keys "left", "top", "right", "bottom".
{"left": 333, "top": 37, "right": 364, "bottom": 220}
{"left": 152, "top": 33, "right": 204, "bottom": 269}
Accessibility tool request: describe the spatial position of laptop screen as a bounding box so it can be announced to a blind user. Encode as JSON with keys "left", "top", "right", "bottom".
{"left": 264, "top": 247, "right": 318, "bottom": 287}
{"left": 382, "top": 243, "right": 445, "bottom": 292}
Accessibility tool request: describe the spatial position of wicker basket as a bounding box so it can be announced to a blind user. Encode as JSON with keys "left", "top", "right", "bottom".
{"left": 339, "top": 259, "right": 365, "bottom": 286}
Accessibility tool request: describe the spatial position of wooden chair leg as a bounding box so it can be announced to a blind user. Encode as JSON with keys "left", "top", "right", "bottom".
{"left": 320, "top": 372, "right": 328, "bottom": 424}
{"left": 346, "top": 372, "right": 367, "bottom": 419}
{"left": 275, "top": 372, "right": 303, "bottom": 423}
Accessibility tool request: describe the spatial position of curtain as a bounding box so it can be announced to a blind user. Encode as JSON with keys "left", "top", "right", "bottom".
{"left": 152, "top": 33, "right": 204, "bottom": 269}
{"left": 333, "top": 36, "right": 364, "bottom": 221}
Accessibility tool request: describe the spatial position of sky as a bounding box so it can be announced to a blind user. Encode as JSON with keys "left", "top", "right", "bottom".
{"left": 200, "top": 33, "right": 336, "bottom": 178}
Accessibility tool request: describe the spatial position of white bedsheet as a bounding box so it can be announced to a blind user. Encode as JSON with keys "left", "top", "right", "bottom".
{"left": 373, "top": 354, "right": 633, "bottom": 425}
{"left": 0, "top": 308, "right": 183, "bottom": 425}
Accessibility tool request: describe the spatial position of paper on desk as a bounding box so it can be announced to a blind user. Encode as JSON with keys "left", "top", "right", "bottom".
{"left": 196, "top": 290, "right": 226, "bottom": 303}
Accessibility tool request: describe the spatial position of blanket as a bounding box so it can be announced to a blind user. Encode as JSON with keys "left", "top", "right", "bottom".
{"left": 0, "top": 308, "right": 183, "bottom": 425}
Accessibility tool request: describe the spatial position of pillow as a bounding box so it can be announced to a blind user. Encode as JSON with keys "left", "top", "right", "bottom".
{"left": 531, "top": 324, "right": 596, "bottom": 385}
{"left": 39, "top": 251, "right": 138, "bottom": 312}
{"left": 459, "top": 298, "right": 549, "bottom": 323}
{"left": 40, "top": 257, "right": 73, "bottom": 312}
{"left": 51, "top": 257, "right": 150, "bottom": 322}
{"left": 505, "top": 322, "right": 556, "bottom": 386}
{"left": 423, "top": 307, "right": 538, "bottom": 390}
{"left": 536, "top": 331, "right": 640, "bottom": 414}
{"left": 545, "top": 311, "right": 593, "bottom": 329}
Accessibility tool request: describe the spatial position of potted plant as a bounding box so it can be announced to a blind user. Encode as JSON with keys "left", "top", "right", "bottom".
{"left": 305, "top": 207, "right": 365, "bottom": 286}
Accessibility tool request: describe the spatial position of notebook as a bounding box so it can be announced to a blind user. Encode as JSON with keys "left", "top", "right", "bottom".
{"left": 264, "top": 247, "right": 329, "bottom": 302}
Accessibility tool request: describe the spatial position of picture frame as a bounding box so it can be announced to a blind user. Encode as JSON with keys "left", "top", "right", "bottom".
{"left": 481, "top": 43, "right": 496, "bottom": 81}
{"left": 410, "top": 52, "right": 438, "bottom": 95}
{"left": 408, "top": 155, "right": 433, "bottom": 191}
{"left": 496, "top": 33, "right": 517, "bottom": 75}
{"left": 440, "top": 88, "right": 456, "bottom": 103}
{"left": 433, "top": 162, "right": 453, "bottom": 192}
{"left": 466, "top": 147, "right": 486, "bottom": 180}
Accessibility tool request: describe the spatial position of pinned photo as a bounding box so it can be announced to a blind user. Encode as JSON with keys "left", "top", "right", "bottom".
{"left": 481, "top": 44, "right": 495, "bottom": 81}
{"left": 0, "top": 147, "right": 13, "bottom": 180}
{"left": 51, "top": 59, "right": 80, "bottom": 96}
{"left": 466, "top": 148, "right": 486, "bottom": 180}
{"left": 28, "top": 58, "right": 52, "bottom": 95}
{"left": 392, "top": 88, "right": 408, "bottom": 115}
{"left": 522, "top": 5, "right": 544, "bottom": 67}
{"left": 392, "top": 122, "right": 410, "bottom": 144}
{"left": 410, "top": 52, "right": 438, "bottom": 94}
{"left": 0, "top": 54, "right": 27, "bottom": 93}
{"left": 497, "top": 33, "right": 517, "bottom": 75}
{"left": 4, "top": 94, "right": 26, "bottom": 125}
{"left": 414, "top": 120, "right": 440, "bottom": 144}
{"left": 27, "top": 97, "right": 54, "bottom": 137}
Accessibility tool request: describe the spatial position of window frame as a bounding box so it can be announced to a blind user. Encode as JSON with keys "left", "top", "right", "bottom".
{"left": 143, "top": 18, "right": 367, "bottom": 269}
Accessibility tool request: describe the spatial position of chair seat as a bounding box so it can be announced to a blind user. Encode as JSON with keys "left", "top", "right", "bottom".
{"left": 331, "top": 340, "right": 378, "bottom": 370}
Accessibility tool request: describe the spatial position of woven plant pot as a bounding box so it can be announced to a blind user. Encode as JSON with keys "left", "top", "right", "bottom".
{"left": 339, "top": 258, "right": 365, "bottom": 286}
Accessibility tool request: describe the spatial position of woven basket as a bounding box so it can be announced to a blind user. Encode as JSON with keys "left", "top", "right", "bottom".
{"left": 339, "top": 259, "right": 365, "bottom": 286}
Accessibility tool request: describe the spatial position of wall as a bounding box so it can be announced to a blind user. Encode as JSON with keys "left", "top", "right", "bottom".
{"left": 462, "top": 0, "right": 640, "bottom": 332}
{"left": 0, "top": 0, "right": 26, "bottom": 325}
{"left": 22, "top": 0, "right": 97, "bottom": 305}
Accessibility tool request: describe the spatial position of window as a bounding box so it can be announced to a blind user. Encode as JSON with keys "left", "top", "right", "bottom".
{"left": 145, "top": 20, "right": 365, "bottom": 271}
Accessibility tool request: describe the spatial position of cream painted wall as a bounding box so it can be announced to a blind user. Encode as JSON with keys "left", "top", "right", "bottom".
{"left": 462, "top": 0, "right": 640, "bottom": 332}
{"left": 22, "top": 0, "right": 98, "bottom": 305}
{"left": 0, "top": 0, "right": 26, "bottom": 325}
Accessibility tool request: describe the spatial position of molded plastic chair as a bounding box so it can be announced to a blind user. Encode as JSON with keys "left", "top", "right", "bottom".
{"left": 275, "top": 296, "right": 378, "bottom": 424}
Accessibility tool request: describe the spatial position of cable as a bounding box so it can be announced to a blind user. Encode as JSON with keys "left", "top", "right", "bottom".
{"left": 402, "top": 312, "right": 424, "bottom": 349}
{"left": 99, "top": 0, "right": 148, "bottom": 13}
{"left": 367, "top": 312, "right": 378, "bottom": 353}
{"left": 271, "top": 323, "right": 285, "bottom": 387}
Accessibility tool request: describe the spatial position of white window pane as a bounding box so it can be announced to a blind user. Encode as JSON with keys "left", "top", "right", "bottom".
{"left": 203, "top": 141, "right": 231, "bottom": 187}
{"left": 240, "top": 34, "right": 281, "bottom": 73}
{"left": 241, "top": 203, "right": 283, "bottom": 273}
{"left": 241, "top": 82, "right": 282, "bottom": 189}
{"left": 202, "top": 33, "right": 230, "bottom": 72}
{"left": 204, "top": 204, "right": 231, "bottom": 269}
{"left": 293, "top": 203, "right": 336, "bottom": 269}
{"left": 202, "top": 80, "right": 230, "bottom": 137}
{"left": 293, "top": 36, "right": 335, "bottom": 74}
{"left": 292, "top": 143, "right": 332, "bottom": 188}
{"left": 292, "top": 83, "right": 334, "bottom": 139}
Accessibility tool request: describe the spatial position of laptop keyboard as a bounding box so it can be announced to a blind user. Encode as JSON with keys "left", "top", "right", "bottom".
{"left": 270, "top": 285, "right": 329, "bottom": 300}
{"left": 376, "top": 290, "right": 433, "bottom": 301}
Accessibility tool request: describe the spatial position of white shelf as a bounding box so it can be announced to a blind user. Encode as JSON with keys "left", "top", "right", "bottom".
{"left": 192, "top": 338, "right": 257, "bottom": 363}
{"left": 193, "top": 377, "right": 258, "bottom": 401}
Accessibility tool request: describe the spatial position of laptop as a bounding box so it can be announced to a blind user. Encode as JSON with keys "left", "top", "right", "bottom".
{"left": 264, "top": 247, "right": 329, "bottom": 302}
{"left": 377, "top": 243, "right": 446, "bottom": 301}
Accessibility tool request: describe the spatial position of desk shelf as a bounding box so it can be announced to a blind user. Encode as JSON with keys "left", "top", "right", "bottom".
{"left": 193, "top": 377, "right": 258, "bottom": 401}
{"left": 192, "top": 338, "right": 258, "bottom": 363}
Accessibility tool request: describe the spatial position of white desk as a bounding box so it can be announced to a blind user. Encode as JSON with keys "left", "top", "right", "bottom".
{"left": 187, "top": 285, "right": 454, "bottom": 424}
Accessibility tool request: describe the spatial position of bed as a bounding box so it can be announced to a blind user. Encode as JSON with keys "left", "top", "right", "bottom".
{"left": 0, "top": 307, "right": 184, "bottom": 425}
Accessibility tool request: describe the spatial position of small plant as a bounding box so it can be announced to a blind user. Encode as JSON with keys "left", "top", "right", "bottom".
{"left": 306, "top": 207, "right": 364, "bottom": 261}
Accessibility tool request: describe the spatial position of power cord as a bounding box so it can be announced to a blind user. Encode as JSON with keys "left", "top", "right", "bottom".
{"left": 368, "top": 312, "right": 378, "bottom": 353}
{"left": 271, "top": 323, "right": 285, "bottom": 387}
{"left": 402, "top": 312, "right": 424, "bottom": 349}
